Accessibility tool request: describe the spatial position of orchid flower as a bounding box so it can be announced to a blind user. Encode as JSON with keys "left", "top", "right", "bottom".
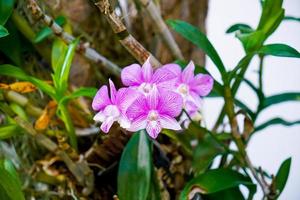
{"left": 121, "top": 58, "right": 177, "bottom": 95}
{"left": 126, "top": 87, "right": 183, "bottom": 139}
{"left": 163, "top": 61, "right": 213, "bottom": 116}
{"left": 92, "top": 80, "right": 138, "bottom": 133}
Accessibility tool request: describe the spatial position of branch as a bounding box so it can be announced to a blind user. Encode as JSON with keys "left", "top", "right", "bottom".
{"left": 0, "top": 102, "right": 94, "bottom": 196}
{"left": 94, "top": 0, "right": 162, "bottom": 68}
{"left": 223, "top": 85, "right": 270, "bottom": 197}
{"left": 138, "top": 0, "right": 183, "bottom": 60}
{"left": 27, "top": 0, "right": 121, "bottom": 76}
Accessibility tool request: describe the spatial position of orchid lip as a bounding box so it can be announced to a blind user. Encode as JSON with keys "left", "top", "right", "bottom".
{"left": 148, "top": 110, "right": 159, "bottom": 121}
{"left": 177, "top": 83, "right": 189, "bottom": 96}
{"left": 139, "top": 82, "right": 154, "bottom": 94}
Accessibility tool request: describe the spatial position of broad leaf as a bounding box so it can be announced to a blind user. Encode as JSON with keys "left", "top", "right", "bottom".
{"left": 0, "top": 64, "right": 56, "bottom": 98}
{"left": 284, "top": 16, "right": 300, "bottom": 22}
{"left": 0, "top": 159, "right": 25, "bottom": 200}
{"left": 192, "top": 134, "right": 225, "bottom": 175}
{"left": 226, "top": 23, "right": 253, "bottom": 34}
{"left": 236, "top": 0, "right": 284, "bottom": 52}
{"left": 59, "top": 87, "right": 97, "bottom": 106}
{"left": 0, "top": 25, "right": 8, "bottom": 38}
{"left": 258, "top": 44, "right": 300, "bottom": 58}
{"left": 168, "top": 20, "right": 226, "bottom": 78}
{"left": 274, "top": 157, "right": 291, "bottom": 198}
{"left": 55, "top": 39, "right": 78, "bottom": 96}
{"left": 0, "top": 21, "right": 21, "bottom": 65}
{"left": 180, "top": 168, "right": 256, "bottom": 200}
{"left": 0, "top": 0, "right": 14, "bottom": 25}
{"left": 254, "top": 118, "right": 300, "bottom": 133}
{"left": 118, "top": 130, "right": 152, "bottom": 200}
{"left": 0, "top": 124, "right": 21, "bottom": 139}
{"left": 262, "top": 92, "right": 300, "bottom": 109}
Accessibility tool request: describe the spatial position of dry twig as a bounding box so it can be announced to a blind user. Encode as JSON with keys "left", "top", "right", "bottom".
{"left": 138, "top": 0, "right": 184, "bottom": 60}
{"left": 95, "top": 0, "right": 162, "bottom": 68}
{"left": 27, "top": 0, "right": 121, "bottom": 76}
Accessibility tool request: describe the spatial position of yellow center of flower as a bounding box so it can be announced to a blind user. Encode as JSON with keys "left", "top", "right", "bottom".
{"left": 178, "top": 84, "right": 189, "bottom": 95}
{"left": 148, "top": 110, "right": 159, "bottom": 121}
{"left": 139, "top": 83, "right": 154, "bottom": 94}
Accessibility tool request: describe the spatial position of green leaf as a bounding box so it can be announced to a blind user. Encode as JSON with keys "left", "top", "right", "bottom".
{"left": 9, "top": 103, "right": 28, "bottom": 121}
{"left": 254, "top": 118, "right": 300, "bottom": 132}
{"left": 0, "top": 64, "right": 56, "bottom": 98}
{"left": 226, "top": 23, "right": 253, "bottom": 34}
{"left": 55, "top": 39, "right": 78, "bottom": 95}
{"left": 0, "top": 25, "right": 9, "bottom": 38}
{"left": 59, "top": 87, "right": 97, "bottom": 106}
{"left": 192, "top": 134, "right": 225, "bottom": 175}
{"left": 0, "top": 0, "right": 14, "bottom": 25}
{"left": 0, "top": 20, "right": 21, "bottom": 66}
{"left": 118, "top": 130, "right": 152, "bottom": 200}
{"left": 34, "top": 16, "right": 66, "bottom": 43}
{"left": 168, "top": 20, "right": 226, "bottom": 78}
{"left": 274, "top": 157, "right": 291, "bottom": 198}
{"left": 0, "top": 159, "right": 25, "bottom": 200}
{"left": 257, "top": 0, "right": 284, "bottom": 38}
{"left": 234, "top": 99, "right": 255, "bottom": 120}
{"left": 258, "top": 44, "right": 300, "bottom": 58}
{"left": 236, "top": 0, "right": 284, "bottom": 52}
{"left": 180, "top": 168, "right": 256, "bottom": 200}
{"left": 284, "top": 16, "right": 300, "bottom": 22}
{"left": 263, "top": 92, "right": 300, "bottom": 109}
{"left": 147, "top": 168, "right": 161, "bottom": 200}
{"left": 207, "top": 187, "right": 246, "bottom": 200}
{"left": 0, "top": 124, "right": 21, "bottom": 139}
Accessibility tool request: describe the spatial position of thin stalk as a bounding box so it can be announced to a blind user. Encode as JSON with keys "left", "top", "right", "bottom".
{"left": 223, "top": 84, "right": 270, "bottom": 197}
{"left": 138, "top": 0, "right": 184, "bottom": 60}
{"left": 59, "top": 104, "right": 77, "bottom": 151}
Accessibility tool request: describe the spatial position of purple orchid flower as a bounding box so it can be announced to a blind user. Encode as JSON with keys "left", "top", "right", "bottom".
{"left": 163, "top": 61, "right": 214, "bottom": 116}
{"left": 126, "top": 87, "right": 183, "bottom": 139}
{"left": 121, "top": 58, "right": 177, "bottom": 95}
{"left": 92, "top": 79, "right": 138, "bottom": 133}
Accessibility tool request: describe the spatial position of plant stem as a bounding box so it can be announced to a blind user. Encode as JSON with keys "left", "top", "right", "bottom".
{"left": 59, "top": 104, "right": 77, "bottom": 151}
{"left": 94, "top": 0, "right": 161, "bottom": 68}
{"left": 138, "top": 0, "right": 184, "bottom": 60}
{"left": 223, "top": 84, "right": 270, "bottom": 196}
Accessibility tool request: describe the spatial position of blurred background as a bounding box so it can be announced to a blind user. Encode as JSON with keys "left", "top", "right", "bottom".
{"left": 204, "top": 0, "right": 300, "bottom": 199}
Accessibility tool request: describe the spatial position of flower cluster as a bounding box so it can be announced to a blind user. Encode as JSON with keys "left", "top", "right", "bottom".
{"left": 92, "top": 58, "right": 213, "bottom": 139}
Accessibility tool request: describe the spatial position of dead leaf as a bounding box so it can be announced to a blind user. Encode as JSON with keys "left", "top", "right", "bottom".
{"left": 35, "top": 101, "right": 57, "bottom": 130}
{"left": 0, "top": 82, "right": 37, "bottom": 93}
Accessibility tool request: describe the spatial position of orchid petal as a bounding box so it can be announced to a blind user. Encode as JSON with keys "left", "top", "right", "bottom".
{"left": 118, "top": 114, "right": 131, "bottom": 129}
{"left": 152, "top": 66, "right": 178, "bottom": 85}
{"left": 190, "top": 74, "right": 214, "bottom": 96}
{"left": 126, "top": 95, "right": 148, "bottom": 120}
{"left": 116, "top": 87, "right": 140, "bottom": 113}
{"left": 146, "top": 120, "right": 161, "bottom": 139}
{"left": 92, "top": 85, "right": 111, "bottom": 111}
{"left": 109, "top": 79, "right": 117, "bottom": 103}
{"left": 127, "top": 115, "right": 147, "bottom": 132}
{"left": 121, "top": 64, "right": 143, "bottom": 86}
{"left": 181, "top": 61, "right": 195, "bottom": 83}
{"left": 158, "top": 90, "right": 183, "bottom": 117}
{"left": 93, "top": 111, "right": 105, "bottom": 122}
{"left": 160, "top": 115, "right": 182, "bottom": 130}
{"left": 189, "top": 91, "right": 203, "bottom": 108}
{"left": 160, "top": 63, "right": 181, "bottom": 76}
{"left": 142, "top": 58, "right": 153, "bottom": 82}
{"left": 100, "top": 117, "right": 115, "bottom": 133}
{"left": 147, "top": 86, "right": 159, "bottom": 109}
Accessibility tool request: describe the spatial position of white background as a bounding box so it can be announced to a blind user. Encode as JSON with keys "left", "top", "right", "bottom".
{"left": 204, "top": 0, "right": 300, "bottom": 199}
